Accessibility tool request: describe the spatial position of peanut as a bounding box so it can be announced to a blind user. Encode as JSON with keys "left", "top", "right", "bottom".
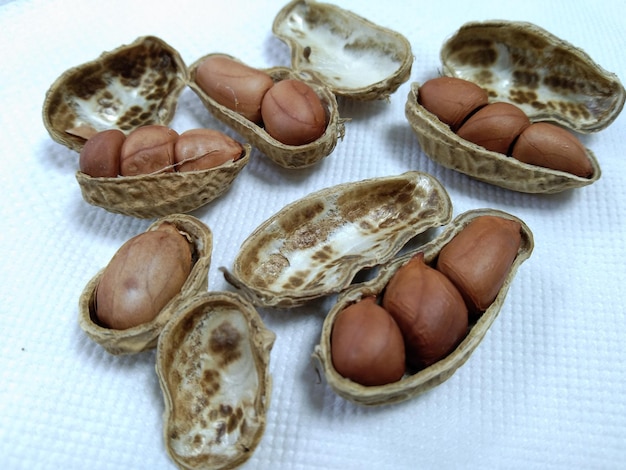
{"left": 382, "top": 252, "right": 468, "bottom": 369}
{"left": 436, "top": 215, "right": 522, "bottom": 314}
{"left": 456, "top": 102, "right": 531, "bottom": 155}
{"left": 260, "top": 79, "right": 327, "bottom": 146}
{"left": 331, "top": 296, "right": 406, "bottom": 386}
{"left": 120, "top": 125, "right": 178, "bottom": 176}
{"left": 95, "top": 223, "right": 193, "bottom": 330}
{"left": 79, "top": 129, "right": 125, "bottom": 177}
{"left": 512, "top": 122, "right": 593, "bottom": 178}
{"left": 418, "top": 76, "right": 489, "bottom": 131}
{"left": 194, "top": 55, "right": 274, "bottom": 124}
{"left": 174, "top": 129, "right": 244, "bottom": 172}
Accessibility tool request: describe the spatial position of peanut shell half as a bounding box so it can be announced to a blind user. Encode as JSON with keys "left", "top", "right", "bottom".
{"left": 222, "top": 171, "right": 452, "bottom": 308}
{"left": 189, "top": 55, "right": 344, "bottom": 169}
{"left": 78, "top": 214, "right": 213, "bottom": 355}
{"left": 75, "top": 144, "right": 250, "bottom": 218}
{"left": 272, "top": 0, "right": 413, "bottom": 101}
{"left": 406, "top": 20, "right": 625, "bottom": 193}
{"left": 156, "top": 291, "right": 275, "bottom": 470}
{"left": 406, "top": 82, "right": 601, "bottom": 193}
{"left": 42, "top": 36, "right": 187, "bottom": 153}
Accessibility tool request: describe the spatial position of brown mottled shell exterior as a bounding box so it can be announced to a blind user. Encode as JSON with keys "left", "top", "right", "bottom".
{"left": 313, "top": 209, "right": 534, "bottom": 406}
{"left": 406, "top": 83, "right": 601, "bottom": 193}
{"left": 156, "top": 291, "right": 275, "bottom": 470}
{"left": 405, "top": 20, "right": 624, "bottom": 193}
{"left": 75, "top": 145, "right": 250, "bottom": 218}
{"left": 42, "top": 36, "right": 188, "bottom": 153}
{"left": 189, "top": 56, "right": 344, "bottom": 169}
{"left": 272, "top": 0, "right": 413, "bottom": 101}
{"left": 222, "top": 171, "right": 452, "bottom": 308}
{"left": 78, "top": 214, "right": 213, "bottom": 355}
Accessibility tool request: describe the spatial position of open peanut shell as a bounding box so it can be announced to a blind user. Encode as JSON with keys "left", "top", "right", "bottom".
{"left": 74, "top": 144, "right": 250, "bottom": 218}
{"left": 405, "top": 20, "right": 625, "bottom": 193}
{"left": 156, "top": 291, "right": 275, "bottom": 470}
{"left": 188, "top": 0, "right": 413, "bottom": 169}
{"left": 78, "top": 214, "right": 213, "bottom": 355}
{"left": 188, "top": 59, "right": 342, "bottom": 169}
{"left": 313, "top": 208, "right": 534, "bottom": 406}
{"left": 222, "top": 171, "right": 452, "bottom": 308}
{"left": 43, "top": 35, "right": 250, "bottom": 218}
{"left": 42, "top": 35, "right": 187, "bottom": 152}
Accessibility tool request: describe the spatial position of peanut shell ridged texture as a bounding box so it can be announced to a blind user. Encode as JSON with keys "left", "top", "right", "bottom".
{"left": 189, "top": 57, "right": 343, "bottom": 169}
{"left": 313, "top": 209, "right": 534, "bottom": 406}
{"left": 405, "top": 82, "right": 601, "bottom": 193}
{"left": 222, "top": 171, "right": 452, "bottom": 308}
{"left": 75, "top": 144, "right": 250, "bottom": 218}
{"left": 441, "top": 21, "right": 625, "bottom": 133}
{"left": 272, "top": 0, "right": 413, "bottom": 100}
{"left": 156, "top": 292, "right": 275, "bottom": 470}
{"left": 42, "top": 36, "right": 188, "bottom": 153}
{"left": 78, "top": 214, "right": 213, "bottom": 355}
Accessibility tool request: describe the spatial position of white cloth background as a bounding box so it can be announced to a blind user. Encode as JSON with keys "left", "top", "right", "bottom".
{"left": 1, "top": 1, "right": 625, "bottom": 468}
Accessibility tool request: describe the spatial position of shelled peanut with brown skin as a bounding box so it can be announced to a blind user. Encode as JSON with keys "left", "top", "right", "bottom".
{"left": 194, "top": 55, "right": 274, "bottom": 124}
{"left": 436, "top": 215, "right": 522, "bottom": 315}
{"left": 261, "top": 78, "right": 327, "bottom": 146}
{"left": 174, "top": 129, "right": 244, "bottom": 172}
{"left": 457, "top": 102, "right": 531, "bottom": 155}
{"left": 120, "top": 125, "right": 178, "bottom": 176}
{"left": 79, "top": 129, "right": 125, "bottom": 177}
{"left": 95, "top": 222, "right": 193, "bottom": 330}
{"left": 382, "top": 252, "right": 468, "bottom": 370}
{"left": 417, "top": 76, "right": 489, "bottom": 132}
{"left": 78, "top": 126, "right": 244, "bottom": 177}
{"left": 418, "top": 77, "right": 593, "bottom": 178}
{"left": 331, "top": 296, "right": 406, "bottom": 386}
{"left": 511, "top": 122, "right": 593, "bottom": 177}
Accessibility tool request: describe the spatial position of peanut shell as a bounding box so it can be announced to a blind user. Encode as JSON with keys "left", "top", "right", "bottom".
{"left": 78, "top": 214, "right": 213, "bottom": 355}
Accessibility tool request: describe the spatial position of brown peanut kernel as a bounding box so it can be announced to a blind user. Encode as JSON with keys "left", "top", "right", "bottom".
{"left": 120, "top": 124, "right": 178, "bottom": 176}
{"left": 79, "top": 129, "right": 125, "bottom": 177}
{"left": 331, "top": 296, "right": 405, "bottom": 386}
{"left": 95, "top": 223, "right": 193, "bottom": 330}
{"left": 456, "top": 102, "right": 530, "bottom": 155}
{"left": 382, "top": 252, "right": 468, "bottom": 369}
{"left": 174, "top": 129, "right": 244, "bottom": 172}
{"left": 261, "top": 79, "right": 327, "bottom": 146}
{"left": 436, "top": 215, "right": 522, "bottom": 314}
{"left": 418, "top": 76, "right": 489, "bottom": 131}
{"left": 195, "top": 55, "right": 274, "bottom": 124}
{"left": 511, "top": 122, "right": 593, "bottom": 178}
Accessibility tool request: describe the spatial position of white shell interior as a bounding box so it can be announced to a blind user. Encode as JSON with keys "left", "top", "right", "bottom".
{"left": 231, "top": 172, "right": 451, "bottom": 306}
{"left": 274, "top": 1, "right": 410, "bottom": 92}
{"left": 164, "top": 309, "right": 262, "bottom": 462}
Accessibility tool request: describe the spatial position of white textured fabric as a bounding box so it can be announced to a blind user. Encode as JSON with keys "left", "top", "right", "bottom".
{"left": 1, "top": 1, "right": 625, "bottom": 469}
